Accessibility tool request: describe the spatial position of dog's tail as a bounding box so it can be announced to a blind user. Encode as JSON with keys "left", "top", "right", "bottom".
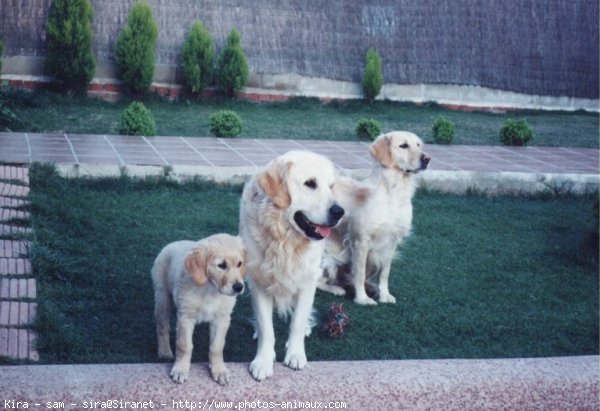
{"left": 151, "top": 247, "right": 175, "bottom": 359}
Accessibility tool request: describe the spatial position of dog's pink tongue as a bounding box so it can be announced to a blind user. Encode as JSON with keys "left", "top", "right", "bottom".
{"left": 315, "top": 225, "right": 332, "bottom": 238}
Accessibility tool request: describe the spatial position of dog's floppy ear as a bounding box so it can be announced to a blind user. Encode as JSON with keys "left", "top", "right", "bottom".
{"left": 369, "top": 134, "right": 395, "bottom": 169}
{"left": 258, "top": 159, "right": 291, "bottom": 209}
{"left": 184, "top": 246, "right": 209, "bottom": 287}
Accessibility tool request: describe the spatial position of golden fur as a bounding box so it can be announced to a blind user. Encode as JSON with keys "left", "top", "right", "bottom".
{"left": 239, "top": 150, "right": 344, "bottom": 381}
{"left": 320, "top": 131, "right": 430, "bottom": 305}
{"left": 151, "top": 234, "right": 246, "bottom": 385}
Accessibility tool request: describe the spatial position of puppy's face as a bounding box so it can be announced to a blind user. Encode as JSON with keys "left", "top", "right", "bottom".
{"left": 370, "top": 131, "right": 430, "bottom": 173}
{"left": 258, "top": 150, "right": 345, "bottom": 240}
{"left": 184, "top": 235, "right": 247, "bottom": 296}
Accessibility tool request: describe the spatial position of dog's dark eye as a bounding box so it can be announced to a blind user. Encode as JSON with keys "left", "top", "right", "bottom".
{"left": 217, "top": 262, "right": 227, "bottom": 270}
{"left": 399, "top": 143, "right": 409, "bottom": 149}
{"left": 237, "top": 261, "right": 242, "bottom": 268}
{"left": 304, "top": 179, "right": 317, "bottom": 189}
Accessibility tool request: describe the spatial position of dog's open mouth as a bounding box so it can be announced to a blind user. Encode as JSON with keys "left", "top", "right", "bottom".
{"left": 294, "top": 211, "right": 333, "bottom": 240}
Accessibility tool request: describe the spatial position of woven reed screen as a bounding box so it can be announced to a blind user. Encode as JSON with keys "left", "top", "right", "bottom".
{"left": 1, "top": 0, "right": 597, "bottom": 98}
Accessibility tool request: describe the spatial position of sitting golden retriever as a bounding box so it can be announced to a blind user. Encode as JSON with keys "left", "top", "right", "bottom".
{"left": 151, "top": 234, "right": 246, "bottom": 385}
{"left": 239, "top": 150, "right": 345, "bottom": 381}
{"left": 320, "top": 131, "right": 430, "bottom": 305}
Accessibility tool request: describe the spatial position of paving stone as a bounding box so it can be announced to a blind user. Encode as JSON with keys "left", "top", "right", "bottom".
{"left": 0, "top": 258, "right": 31, "bottom": 275}
{"left": 0, "top": 240, "right": 29, "bottom": 258}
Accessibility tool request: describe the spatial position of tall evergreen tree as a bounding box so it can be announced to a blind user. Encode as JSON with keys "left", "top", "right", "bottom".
{"left": 362, "top": 47, "right": 383, "bottom": 103}
{"left": 115, "top": 0, "right": 158, "bottom": 94}
{"left": 45, "top": 0, "right": 95, "bottom": 92}
{"left": 217, "top": 29, "right": 249, "bottom": 97}
{"left": 181, "top": 21, "right": 215, "bottom": 94}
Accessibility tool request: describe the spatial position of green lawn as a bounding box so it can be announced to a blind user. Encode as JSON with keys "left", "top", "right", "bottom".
{"left": 2, "top": 90, "right": 598, "bottom": 147}
{"left": 24, "top": 164, "right": 599, "bottom": 364}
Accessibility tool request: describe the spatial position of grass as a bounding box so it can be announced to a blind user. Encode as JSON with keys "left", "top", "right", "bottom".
{"left": 25, "top": 164, "right": 599, "bottom": 364}
{"left": 1, "top": 89, "right": 598, "bottom": 147}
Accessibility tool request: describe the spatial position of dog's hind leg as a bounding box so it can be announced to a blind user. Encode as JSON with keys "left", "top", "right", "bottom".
{"left": 352, "top": 238, "right": 377, "bottom": 305}
{"left": 152, "top": 257, "right": 174, "bottom": 359}
{"left": 377, "top": 244, "right": 398, "bottom": 304}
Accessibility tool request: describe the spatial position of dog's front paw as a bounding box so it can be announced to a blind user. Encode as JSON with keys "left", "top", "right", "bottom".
{"left": 354, "top": 295, "right": 377, "bottom": 305}
{"left": 210, "top": 365, "right": 230, "bottom": 385}
{"left": 284, "top": 350, "right": 307, "bottom": 370}
{"left": 379, "top": 293, "right": 396, "bottom": 304}
{"left": 249, "top": 355, "right": 274, "bottom": 381}
{"left": 170, "top": 362, "right": 190, "bottom": 384}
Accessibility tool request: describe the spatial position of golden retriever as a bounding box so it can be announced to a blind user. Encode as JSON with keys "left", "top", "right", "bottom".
{"left": 239, "top": 150, "right": 345, "bottom": 381}
{"left": 151, "top": 234, "right": 247, "bottom": 385}
{"left": 320, "top": 131, "right": 430, "bottom": 305}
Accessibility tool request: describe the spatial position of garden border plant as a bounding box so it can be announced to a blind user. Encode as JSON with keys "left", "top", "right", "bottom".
{"left": 45, "top": 0, "right": 96, "bottom": 93}
{"left": 217, "top": 29, "right": 249, "bottom": 98}
{"left": 115, "top": 0, "right": 158, "bottom": 95}
{"left": 181, "top": 21, "right": 215, "bottom": 94}
{"left": 120, "top": 101, "right": 156, "bottom": 136}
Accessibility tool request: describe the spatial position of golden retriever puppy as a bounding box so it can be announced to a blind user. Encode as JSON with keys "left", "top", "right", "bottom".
{"left": 239, "top": 150, "right": 345, "bottom": 381}
{"left": 320, "top": 131, "right": 430, "bottom": 305}
{"left": 151, "top": 234, "right": 246, "bottom": 385}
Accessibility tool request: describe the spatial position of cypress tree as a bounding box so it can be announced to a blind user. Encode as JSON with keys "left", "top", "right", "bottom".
{"left": 217, "top": 29, "right": 249, "bottom": 97}
{"left": 115, "top": 0, "right": 158, "bottom": 94}
{"left": 45, "top": 0, "right": 95, "bottom": 92}
{"left": 181, "top": 21, "right": 215, "bottom": 94}
{"left": 362, "top": 47, "right": 383, "bottom": 103}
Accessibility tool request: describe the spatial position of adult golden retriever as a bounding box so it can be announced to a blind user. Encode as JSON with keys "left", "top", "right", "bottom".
{"left": 320, "top": 131, "right": 430, "bottom": 305}
{"left": 239, "top": 150, "right": 345, "bottom": 381}
{"left": 152, "top": 234, "right": 246, "bottom": 385}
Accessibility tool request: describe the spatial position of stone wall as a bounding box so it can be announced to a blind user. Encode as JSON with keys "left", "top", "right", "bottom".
{"left": 0, "top": 0, "right": 598, "bottom": 99}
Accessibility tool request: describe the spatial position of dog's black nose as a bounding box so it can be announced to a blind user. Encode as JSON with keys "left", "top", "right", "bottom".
{"left": 232, "top": 282, "right": 244, "bottom": 294}
{"left": 328, "top": 204, "right": 345, "bottom": 223}
{"left": 421, "top": 154, "right": 431, "bottom": 165}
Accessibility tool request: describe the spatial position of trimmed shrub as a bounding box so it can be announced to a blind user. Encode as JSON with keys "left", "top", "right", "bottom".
{"left": 209, "top": 110, "right": 242, "bottom": 137}
{"left": 432, "top": 116, "right": 455, "bottom": 144}
{"left": 500, "top": 118, "right": 533, "bottom": 146}
{"left": 217, "top": 29, "right": 249, "bottom": 97}
{"left": 182, "top": 21, "right": 215, "bottom": 94}
{"left": 45, "top": 0, "right": 95, "bottom": 92}
{"left": 355, "top": 117, "right": 381, "bottom": 140}
{"left": 115, "top": 0, "right": 158, "bottom": 94}
{"left": 120, "top": 101, "right": 156, "bottom": 136}
{"left": 362, "top": 47, "right": 383, "bottom": 103}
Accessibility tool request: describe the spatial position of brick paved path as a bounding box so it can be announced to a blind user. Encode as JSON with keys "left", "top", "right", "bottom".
{"left": 0, "top": 165, "right": 38, "bottom": 361}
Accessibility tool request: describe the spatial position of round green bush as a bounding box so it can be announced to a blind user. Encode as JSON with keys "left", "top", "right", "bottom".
{"left": 432, "top": 116, "right": 455, "bottom": 144}
{"left": 500, "top": 118, "right": 533, "bottom": 146}
{"left": 355, "top": 117, "right": 381, "bottom": 140}
{"left": 115, "top": 0, "right": 158, "bottom": 95}
{"left": 209, "top": 110, "right": 242, "bottom": 137}
{"left": 120, "top": 101, "right": 156, "bottom": 136}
